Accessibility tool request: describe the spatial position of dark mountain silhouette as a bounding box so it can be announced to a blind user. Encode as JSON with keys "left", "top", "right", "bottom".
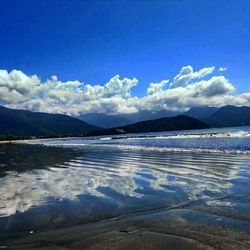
{"left": 2, "top": 104, "right": 250, "bottom": 138}
{"left": 88, "top": 115, "right": 210, "bottom": 136}
{"left": 79, "top": 113, "right": 132, "bottom": 128}
{"left": 183, "top": 106, "right": 218, "bottom": 119}
{"left": 79, "top": 110, "right": 179, "bottom": 128}
{"left": 0, "top": 106, "right": 98, "bottom": 137}
{"left": 207, "top": 105, "right": 250, "bottom": 127}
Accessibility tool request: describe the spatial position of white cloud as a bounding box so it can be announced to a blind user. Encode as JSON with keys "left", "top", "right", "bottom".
{"left": 0, "top": 66, "right": 249, "bottom": 116}
{"left": 170, "top": 65, "right": 215, "bottom": 88}
{"left": 147, "top": 80, "right": 169, "bottom": 95}
{"left": 104, "top": 75, "right": 138, "bottom": 98}
{"left": 218, "top": 67, "right": 227, "bottom": 72}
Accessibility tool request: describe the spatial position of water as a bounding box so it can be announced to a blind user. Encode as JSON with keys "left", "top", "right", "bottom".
{"left": 0, "top": 126, "right": 250, "bottom": 245}
{"left": 23, "top": 125, "right": 250, "bottom": 153}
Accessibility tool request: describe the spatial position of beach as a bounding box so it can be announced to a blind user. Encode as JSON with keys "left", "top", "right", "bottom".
{"left": 0, "top": 127, "right": 250, "bottom": 249}
{"left": 2, "top": 205, "right": 249, "bottom": 249}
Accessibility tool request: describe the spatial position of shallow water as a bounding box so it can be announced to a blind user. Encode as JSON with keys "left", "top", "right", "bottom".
{"left": 0, "top": 127, "right": 250, "bottom": 244}
{"left": 24, "top": 125, "right": 250, "bottom": 153}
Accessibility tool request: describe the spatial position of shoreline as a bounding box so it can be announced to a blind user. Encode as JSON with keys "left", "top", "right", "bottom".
{"left": 1, "top": 124, "right": 250, "bottom": 144}
{"left": 0, "top": 141, "right": 12, "bottom": 144}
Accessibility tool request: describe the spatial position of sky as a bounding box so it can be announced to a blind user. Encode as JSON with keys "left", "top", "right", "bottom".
{"left": 0, "top": 0, "right": 250, "bottom": 115}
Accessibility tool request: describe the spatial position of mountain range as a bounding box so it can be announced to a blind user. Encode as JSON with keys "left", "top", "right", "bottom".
{"left": 79, "top": 110, "right": 179, "bottom": 128}
{"left": 184, "top": 105, "right": 250, "bottom": 127}
{"left": 1, "top": 105, "right": 250, "bottom": 138}
{"left": 183, "top": 106, "right": 219, "bottom": 120}
{"left": 207, "top": 105, "right": 250, "bottom": 127}
{"left": 87, "top": 115, "right": 210, "bottom": 136}
{"left": 79, "top": 107, "right": 219, "bottom": 128}
{"left": 87, "top": 105, "right": 250, "bottom": 136}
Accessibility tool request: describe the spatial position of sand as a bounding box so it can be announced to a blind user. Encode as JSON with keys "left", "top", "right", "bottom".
{"left": 1, "top": 208, "right": 249, "bottom": 250}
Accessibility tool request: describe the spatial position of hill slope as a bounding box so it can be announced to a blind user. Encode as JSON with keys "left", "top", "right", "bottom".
{"left": 183, "top": 107, "right": 218, "bottom": 119}
{"left": 79, "top": 110, "right": 179, "bottom": 128}
{"left": 88, "top": 115, "right": 210, "bottom": 136}
{"left": 208, "top": 105, "right": 250, "bottom": 127}
{"left": 79, "top": 113, "right": 132, "bottom": 128}
{"left": 0, "top": 106, "right": 98, "bottom": 137}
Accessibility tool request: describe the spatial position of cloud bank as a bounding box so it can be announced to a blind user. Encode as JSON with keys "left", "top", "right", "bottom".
{"left": 0, "top": 65, "right": 249, "bottom": 116}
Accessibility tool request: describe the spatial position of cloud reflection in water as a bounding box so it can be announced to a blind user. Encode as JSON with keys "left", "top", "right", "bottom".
{"left": 0, "top": 145, "right": 245, "bottom": 218}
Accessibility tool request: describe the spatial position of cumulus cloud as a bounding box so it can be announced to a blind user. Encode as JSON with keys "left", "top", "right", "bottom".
{"left": 0, "top": 66, "right": 249, "bottom": 116}
{"left": 147, "top": 80, "right": 169, "bottom": 95}
{"left": 170, "top": 65, "right": 215, "bottom": 88}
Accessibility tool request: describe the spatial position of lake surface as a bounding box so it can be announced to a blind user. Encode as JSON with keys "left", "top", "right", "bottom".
{"left": 0, "top": 126, "right": 250, "bottom": 248}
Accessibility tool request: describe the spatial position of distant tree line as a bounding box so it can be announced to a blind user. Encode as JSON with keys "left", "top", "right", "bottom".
{"left": 0, "top": 134, "right": 84, "bottom": 141}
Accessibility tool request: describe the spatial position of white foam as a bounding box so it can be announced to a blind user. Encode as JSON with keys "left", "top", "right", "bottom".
{"left": 124, "top": 131, "right": 250, "bottom": 140}
{"left": 100, "top": 137, "right": 112, "bottom": 140}
{"left": 18, "top": 140, "right": 250, "bottom": 155}
{"left": 88, "top": 144, "right": 250, "bottom": 155}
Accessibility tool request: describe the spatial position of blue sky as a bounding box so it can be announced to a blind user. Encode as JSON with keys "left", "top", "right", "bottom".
{"left": 1, "top": 0, "right": 250, "bottom": 94}
{"left": 0, "top": 0, "right": 250, "bottom": 115}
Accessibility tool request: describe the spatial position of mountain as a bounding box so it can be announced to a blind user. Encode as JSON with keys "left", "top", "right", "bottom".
{"left": 207, "top": 105, "right": 250, "bottom": 127}
{"left": 79, "top": 113, "right": 132, "bottom": 128}
{"left": 79, "top": 110, "right": 179, "bottom": 128}
{"left": 0, "top": 106, "right": 98, "bottom": 137}
{"left": 2, "top": 104, "right": 249, "bottom": 138}
{"left": 88, "top": 115, "right": 210, "bottom": 136}
{"left": 183, "top": 106, "right": 218, "bottom": 119}
{"left": 128, "top": 110, "right": 180, "bottom": 123}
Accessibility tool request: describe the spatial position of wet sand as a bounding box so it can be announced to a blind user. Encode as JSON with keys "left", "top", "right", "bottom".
{"left": 0, "top": 143, "right": 250, "bottom": 249}
{"left": 2, "top": 206, "right": 250, "bottom": 250}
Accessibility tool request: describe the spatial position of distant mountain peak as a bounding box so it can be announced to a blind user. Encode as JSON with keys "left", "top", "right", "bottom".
{"left": 208, "top": 105, "right": 250, "bottom": 127}
{"left": 183, "top": 106, "right": 218, "bottom": 119}
{"left": 88, "top": 115, "right": 210, "bottom": 136}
